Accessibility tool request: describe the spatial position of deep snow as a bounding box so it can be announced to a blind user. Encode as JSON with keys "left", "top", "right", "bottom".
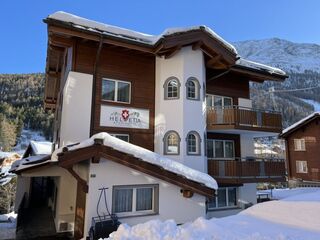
{"left": 106, "top": 188, "right": 320, "bottom": 240}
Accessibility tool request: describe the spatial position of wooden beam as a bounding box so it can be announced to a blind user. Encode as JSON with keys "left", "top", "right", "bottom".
{"left": 192, "top": 41, "right": 203, "bottom": 51}
{"left": 164, "top": 46, "right": 181, "bottom": 59}
{"left": 67, "top": 167, "right": 88, "bottom": 193}
{"left": 207, "top": 55, "right": 221, "bottom": 66}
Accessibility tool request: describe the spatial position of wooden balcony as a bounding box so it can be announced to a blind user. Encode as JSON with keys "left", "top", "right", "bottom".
{"left": 208, "top": 158, "right": 286, "bottom": 184}
{"left": 207, "top": 106, "right": 282, "bottom": 132}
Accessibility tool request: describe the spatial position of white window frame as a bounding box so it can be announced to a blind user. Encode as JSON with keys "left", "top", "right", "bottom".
{"left": 102, "top": 78, "right": 131, "bottom": 104}
{"left": 186, "top": 77, "right": 200, "bottom": 101}
{"left": 296, "top": 160, "right": 308, "bottom": 173}
{"left": 110, "top": 133, "right": 130, "bottom": 142}
{"left": 163, "top": 131, "right": 180, "bottom": 155}
{"left": 207, "top": 139, "right": 235, "bottom": 159}
{"left": 206, "top": 94, "right": 233, "bottom": 108}
{"left": 186, "top": 131, "right": 201, "bottom": 155}
{"left": 207, "top": 187, "right": 238, "bottom": 210}
{"left": 112, "top": 184, "right": 159, "bottom": 217}
{"left": 164, "top": 77, "right": 180, "bottom": 100}
{"left": 294, "top": 139, "right": 306, "bottom": 151}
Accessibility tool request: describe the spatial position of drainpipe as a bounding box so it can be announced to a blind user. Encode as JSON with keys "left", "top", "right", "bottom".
{"left": 90, "top": 34, "right": 104, "bottom": 136}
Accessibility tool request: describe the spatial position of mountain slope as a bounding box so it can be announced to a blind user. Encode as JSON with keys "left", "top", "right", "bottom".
{"left": 234, "top": 38, "right": 320, "bottom": 128}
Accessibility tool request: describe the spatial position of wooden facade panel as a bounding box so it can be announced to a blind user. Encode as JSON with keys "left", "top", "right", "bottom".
{"left": 286, "top": 119, "right": 320, "bottom": 182}
{"left": 72, "top": 41, "right": 156, "bottom": 151}
{"left": 206, "top": 71, "right": 250, "bottom": 102}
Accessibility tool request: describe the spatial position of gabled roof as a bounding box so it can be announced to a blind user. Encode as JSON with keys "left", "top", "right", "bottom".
{"left": 11, "top": 133, "right": 217, "bottom": 197}
{"left": 280, "top": 112, "right": 320, "bottom": 138}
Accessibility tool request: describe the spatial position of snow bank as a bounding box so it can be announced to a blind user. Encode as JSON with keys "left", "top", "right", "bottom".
{"left": 54, "top": 132, "right": 218, "bottom": 190}
{"left": 258, "top": 187, "right": 320, "bottom": 200}
{"left": 0, "top": 212, "right": 17, "bottom": 240}
{"left": 106, "top": 189, "right": 320, "bottom": 240}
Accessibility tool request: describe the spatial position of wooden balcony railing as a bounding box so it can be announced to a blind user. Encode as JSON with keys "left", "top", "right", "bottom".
{"left": 207, "top": 158, "right": 286, "bottom": 184}
{"left": 207, "top": 106, "right": 282, "bottom": 132}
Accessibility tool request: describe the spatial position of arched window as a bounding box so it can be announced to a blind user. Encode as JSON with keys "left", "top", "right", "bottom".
{"left": 186, "top": 77, "right": 200, "bottom": 100}
{"left": 164, "top": 77, "right": 180, "bottom": 99}
{"left": 163, "top": 131, "right": 180, "bottom": 155}
{"left": 186, "top": 131, "right": 201, "bottom": 155}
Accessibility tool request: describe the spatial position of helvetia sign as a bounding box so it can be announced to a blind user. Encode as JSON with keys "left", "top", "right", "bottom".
{"left": 100, "top": 105, "right": 149, "bottom": 129}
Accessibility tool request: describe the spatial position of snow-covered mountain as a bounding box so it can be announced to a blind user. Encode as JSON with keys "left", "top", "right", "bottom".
{"left": 234, "top": 38, "right": 320, "bottom": 73}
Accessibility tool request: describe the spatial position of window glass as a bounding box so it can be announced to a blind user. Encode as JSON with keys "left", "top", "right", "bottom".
{"left": 228, "top": 188, "right": 237, "bottom": 206}
{"left": 214, "top": 140, "right": 224, "bottom": 158}
{"left": 294, "top": 139, "right": 306, "bottom": 151}
{"left": 111, "top": 134, "right": 129, "bottom": 142}
{"left": 167, "top": 80, "right": 178, "bottom": 98}
{"left": 214, "top": 96, "right": 223, "bottom": 108}
{"left": 136, "top": 188, "right": 153, "bottom": 211}
{"left": 187, "top": 81, "right": 196, "bottom": 99}
{"left": 217, "top": 188, "right": 227, "bottom": 207}
{"left": 225, "top": 141, "right": 234, "bottom": 159}
{"left": 167, "top": 133, "right": 179, "bottom": 154}
{"left": 114, "top": 188, "right": 133, "bottom": 213}
{"left": 187, "top": 134, "right": 197, "bottom": 153}
{"left": 207, "top": 140, "right": 214, "bottom": 158}
{"left": 223, "top": 97, "right": 232, "bottom": 107}
{"left": 102, "top": 80, "right": 115, "bottom": 101}
{"left": 117, "top": 82, "right": 130, "bottom": 103}
{"left": 206, "top": 95, "right": 213, "bottom": 107}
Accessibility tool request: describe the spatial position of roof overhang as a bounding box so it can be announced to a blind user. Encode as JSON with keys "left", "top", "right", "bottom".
{"left": 57, "top": 144, "right": 216, "bottom": 198}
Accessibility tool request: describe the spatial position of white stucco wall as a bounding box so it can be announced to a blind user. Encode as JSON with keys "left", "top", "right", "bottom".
{"left": 59, "top": 71, "right": 93, "bottom": 147}
{"left": 154, "top": 46, "right": 207, "bottom": 172}
{"left": 240, "top": 133, "right": 255, "bottom": 158}
{"left": 84, "top": 158, "right": 206, "bottom": 237}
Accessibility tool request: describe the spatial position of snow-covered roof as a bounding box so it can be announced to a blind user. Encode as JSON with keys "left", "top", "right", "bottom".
{"left": 47, "top": 11, "right": 237, "bottom": 54}
{"left": 235, "top": 58, "right": 287, "bottom": 76}
{"left": 30, "top": 141, "right": 52, "bottom": 155}
{"left": 281, "top": 112, "right": 320, "bottom": 137}
{"left": 10, "top": 154, "right": 52, "bottom": 173}
{"left": 53, "top": 132, "right": 218, "bottom": 190}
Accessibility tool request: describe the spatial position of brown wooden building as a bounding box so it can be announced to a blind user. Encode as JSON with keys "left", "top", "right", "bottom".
{"left": 280, "top": 112, "right": 320, "bottom": 185}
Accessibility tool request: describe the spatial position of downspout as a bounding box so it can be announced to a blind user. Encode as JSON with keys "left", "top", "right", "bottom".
{"left": 90, "top": 34, "right": 104, "bottom": 136}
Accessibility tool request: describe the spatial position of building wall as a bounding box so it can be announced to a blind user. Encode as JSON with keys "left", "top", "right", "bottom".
{"left": 59, "top": 71, "right": 93, "bottom": 147}
{"left": 84, "top": 158, "right": 206, "bottom": 237}
{"left": 72, "top": 41, "right": 156, "bottom": 151}
{"left": 286, "top": 118, "right": 320, "bottom": 182}
{"left": 154, "top": 46, "right": 207, "bottom": 172}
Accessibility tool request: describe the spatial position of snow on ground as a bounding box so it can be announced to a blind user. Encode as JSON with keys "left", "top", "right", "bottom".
{"left": 0, "top": 212, "right": 17, "bottom": 239}
{"left": 302, "top": 99, "right": 320, "bottom": 112}
{"left": 258, "top": 187, "right": 320, "bottom": 200}
{"left": 106, "top": 188, "right": 320, "bottom": 240}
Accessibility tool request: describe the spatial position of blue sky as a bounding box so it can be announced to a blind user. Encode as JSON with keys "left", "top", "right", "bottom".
{"left": 1, "top": 0, "right": 320, "bottom": 73}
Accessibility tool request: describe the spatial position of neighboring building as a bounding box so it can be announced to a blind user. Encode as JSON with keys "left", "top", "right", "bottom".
{"left": 280, "top": 112, "right": 320, "bottom": 186}
{"left": 12, "top": 12, "right": 287, "bottom": 239}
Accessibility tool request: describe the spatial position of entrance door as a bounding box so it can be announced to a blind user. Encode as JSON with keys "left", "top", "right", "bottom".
{"left": 74, "top": 183, "right": 86, "bottom": 240}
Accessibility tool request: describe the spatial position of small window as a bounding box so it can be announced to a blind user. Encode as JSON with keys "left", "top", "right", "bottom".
{"left": 164, "top": 77, "right": 180, "bottom": 100}
{"left": 113, "top": 185, "right": 159, "bottom": 217}
{"left": 163, "top": 131, "right": 180, "bottom": 155}
{"left": 111, "top": 134, "right": 129, "bottom": 142}
{"left": 296, "top": 161, "right": 308, "bottom": 173}
{"left": 102, "top": 79, "right": 131, "bottom": 103}
{"left": 207, "top": 139, "right": 235, "bottom": 159}
{"left": 186, "top": 131, "right": 201, "bottom": 155}
{"left": 207, "top": 187, "right": 238, "bottom": 210}
{"left": 294, "top": 139, "right": 306, "bottom": 151}
{"left": 186, "top": 77, "right": 200, "bottom": 100}
{"left": 206, "top": 94, "right": 233, "bottom": 108}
